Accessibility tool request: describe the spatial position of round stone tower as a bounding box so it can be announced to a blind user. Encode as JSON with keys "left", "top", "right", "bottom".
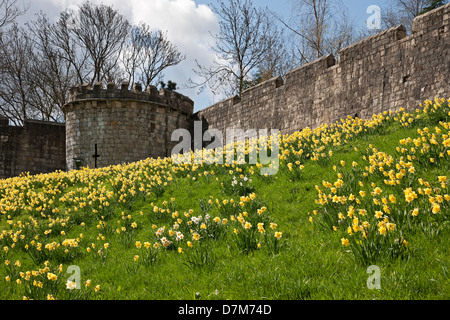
{"left": 63, "top": 82, "right": 194, "bottom": 170}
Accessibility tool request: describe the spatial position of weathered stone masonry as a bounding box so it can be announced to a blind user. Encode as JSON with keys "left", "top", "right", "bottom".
{"left": 0, "top": 117, "right": 66, "bottom": 179}
{"left": 195, "top": 4, "right": 450, "bottom": 138}
{"left": 64, "top": 82, "right": 193, "bottom": 170}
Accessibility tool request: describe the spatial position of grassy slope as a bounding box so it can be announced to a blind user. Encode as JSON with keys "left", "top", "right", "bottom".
{"left": 0, "top": 100, "right": 449, "bottom": 300}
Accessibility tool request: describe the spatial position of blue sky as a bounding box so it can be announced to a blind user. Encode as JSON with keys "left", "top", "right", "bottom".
{"left": 17, "top": 0, "right": 394, "bottom": 111}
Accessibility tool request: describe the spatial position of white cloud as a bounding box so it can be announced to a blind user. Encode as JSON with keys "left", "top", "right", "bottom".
{"left": 20, "top": 0, "right": 222, "bottom": 111}
{"left": 125, "top": 0, "right": 222, "bottom": 111}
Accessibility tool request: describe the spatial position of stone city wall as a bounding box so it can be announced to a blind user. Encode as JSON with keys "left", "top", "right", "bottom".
{"left": 0, "top": 117, "right": 66, "bottom": 179}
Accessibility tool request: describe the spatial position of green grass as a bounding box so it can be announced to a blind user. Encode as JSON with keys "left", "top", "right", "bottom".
{"left": 0, "top": 99, "right": 449, "bottom": 300}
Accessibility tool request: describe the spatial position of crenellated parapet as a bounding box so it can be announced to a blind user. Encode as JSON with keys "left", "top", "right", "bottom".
{"left": 67, "top": 82, "right": 194, "bottom": 115}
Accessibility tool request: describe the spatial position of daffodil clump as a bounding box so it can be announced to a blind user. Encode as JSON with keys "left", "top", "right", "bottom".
{"left": 132, "top": 193, "right": 281, "bottom": 260}
{"left": 2, "top": 258, "right": 99, "bottom": 300}
{"left": 311, "top": 98, "right": 450, "bottom": 264}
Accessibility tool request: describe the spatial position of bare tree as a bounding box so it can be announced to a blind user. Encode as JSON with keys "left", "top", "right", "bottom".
{"left": 48, "top": 9, "right": 90, "bottom": 85}
{"left": 0, "top": 2, "right": 131, "bottom": 124}
{"left": 0, "top": 0, "right": 27, "bottom": 30}
{"left": 0, "top": 17, "right": 70, "bottom": 124}
{"left": 122, "top": 22, "right": 185, "bottom": 88}
{"left": 0, "top": 0, "right": 28, "bottom": 122}
{"left": 383, "top": 0, "right": 428, "bottom": 33}
{"left": 70, "top": 2, "right": 130, "bottom": 84}
{"left": 189, "top": 0, "right": 281, "bottom": 97}
{"left": 0, "top": 24, "right": 35, "bottom": 125}
{"left": 47, "top": 1, "right": 129, "bottom": 86}
{"left": 241, "top": 27, "right": 295, "bottom": 91}
{"left": 27, "top": 13, "right": 73, "bottom": 122}
{"left": 257, "top": 30, "right": 295, "bottom": 82}
{"left": 121, "top": 27, "right": 143, "bottom": 87}
{"left": 273, "top": 0, "right": 357, "bottom": 65}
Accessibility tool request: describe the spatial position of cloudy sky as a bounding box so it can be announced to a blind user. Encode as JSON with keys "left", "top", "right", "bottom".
{"left": 15, "top": 0, "right": 390, "bottom": 112}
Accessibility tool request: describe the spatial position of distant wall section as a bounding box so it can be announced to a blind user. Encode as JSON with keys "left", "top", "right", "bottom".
{"left": 0, "top": 117, "right": 66, "bottom": 179}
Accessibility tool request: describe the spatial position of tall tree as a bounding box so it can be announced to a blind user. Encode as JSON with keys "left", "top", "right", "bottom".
{"left": 273, "top": 0, "right": 357, "bottom": 65}
{"left": 48, "top": 8, "right": 90, "bottom": 86}
{"left": 420, "top": 0, "right": 448, "bottom": 14}
{"left": 0, "top": 0, "right": 28, "bottom": 123}
{"left": 383, "top": 0, "right": 428, "bottom": 33}
{"left": 47, "top": 1, "right": 130, "bottom": 86}
{"left": 27, "top": 13, "right": 73, "bottom": 122}
{"left": 190, "top": 0, "right": 281, "bottom": 97}
{"left": 69, "top": 1, "right": 130, "bottom": 84}
{"left": 0, "top": 18, "right": 71, "bottom": 124}
{"left": 0, "top": 24, "right": 35, "bottom": 125}
{"left": 122, "top": 22, "right": 185, "bottom": 88}
{"left": 0, "top": 0, "right": 27, "bottom": 30}
{"left": 242, "top": 28, "right": 295, "bottom": 91}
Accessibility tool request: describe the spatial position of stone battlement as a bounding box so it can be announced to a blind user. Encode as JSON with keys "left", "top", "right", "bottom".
{"left": 67, "top": 82, "right": 194, "bottom": 115}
